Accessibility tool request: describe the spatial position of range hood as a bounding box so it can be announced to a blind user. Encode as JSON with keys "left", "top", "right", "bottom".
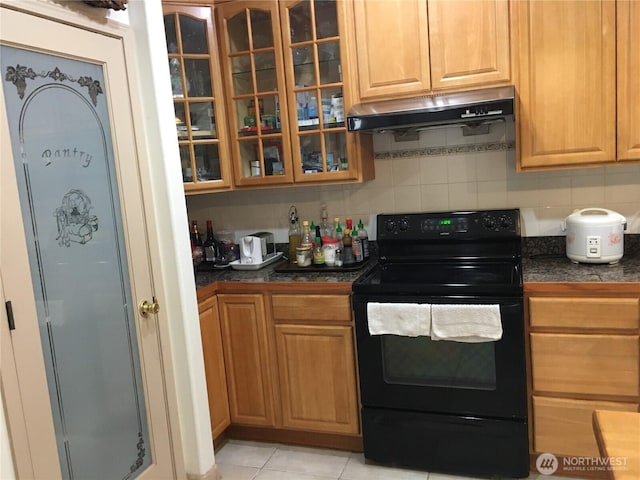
{"left": 347, "top": 85, "right": 514, "bottom": 134}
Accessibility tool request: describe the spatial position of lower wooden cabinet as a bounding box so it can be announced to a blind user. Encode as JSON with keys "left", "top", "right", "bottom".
{"left": 198, "top": 295, "right": 231, "bottom": 439}
{"left": 530, "top": 333, "right": 639, "bottom": 397}
{"left": 218, "top": 293, "right": 276, "bottom": 427}
{"left": 199, "top": 288, "right": 360, "bottom": 442}
{"left": 275, "top": 323, "right": 359, "bottom": 434}
{"left": 272, "top": 293, "right": 359, "bottom": 435}
{"left": 526, "top": 286, "right": 640, "bottom": 469}
{"left": 532, "top": 396, "right": 638, "bottom": 458}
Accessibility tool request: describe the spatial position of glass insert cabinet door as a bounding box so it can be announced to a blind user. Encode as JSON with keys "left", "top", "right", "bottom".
{"left": 1, "top": 45, "right": 151, "bottom": 479}
{"left": 217, "top": 1, "right": 294, "bottom": 186}
{"left": 163, "top": 4, "right": 232, "bottom": 192}
{"left": 281, "top": 0, "right": 357, "bottom": 182}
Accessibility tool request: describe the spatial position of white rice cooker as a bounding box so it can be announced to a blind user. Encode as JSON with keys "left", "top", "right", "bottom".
{"left": 562, "top": 208, "right": 626, "bottom": 264}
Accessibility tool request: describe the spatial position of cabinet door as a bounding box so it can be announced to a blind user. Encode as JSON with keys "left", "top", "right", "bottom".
{"left": 514, "top": 1, "right": 616, "bottom": 169}
{"left": 217, "top": 0, "right": 294, "bottom": 186}
{"left": 353, "top": 0, "right": 430, "bottom": 100}
{"left": 281, "top": 0, "right": 364, "bottom": 183}
{"left": 163, "top": 4, "right": 233, "bottom": 192}
{"left": 198, "top": 295, "right": 231, "bottom": 439}
{"left": 617, "top": 0, "right": 640, "bottom": 161}
{"left": 530, "top": 333, "right": 639, "bottom": 397}
{"left": 218, "top": 293, "right": 276, "bottom": 426}
{"left": 275, "top": 324, "right": 359, "bottom": 434}
{"left": 529, "top": 297, "right": 640, "bottom": 331}
{"left": 428, "top": 0, "right": 510, "bottom": 90}
{"left": 532, "top": 396, "right": 638, "bottom": 458}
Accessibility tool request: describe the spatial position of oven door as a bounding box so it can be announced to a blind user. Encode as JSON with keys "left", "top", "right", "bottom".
{"left": 352, "top": 294, "right": 527, "bottom": 420}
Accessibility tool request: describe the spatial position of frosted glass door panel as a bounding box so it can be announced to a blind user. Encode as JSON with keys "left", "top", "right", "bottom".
{"left": 2, "top": 46, "right": 150, "bottom": 479}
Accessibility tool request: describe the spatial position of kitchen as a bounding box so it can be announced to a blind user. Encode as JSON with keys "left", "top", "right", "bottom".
{"left": 1, "top": 1, "right": 639, "bottom": 480}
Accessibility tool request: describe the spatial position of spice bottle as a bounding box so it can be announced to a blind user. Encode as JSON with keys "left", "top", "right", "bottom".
{"left": 357, "top": 219, "right": 370, "bottom": 259}
{"left": 313, "top": 237, "right": 325, "bottom": 265}
{"left": 352, "top": 227, "right": 363, "bottom": 262}
{"left": 288, "top": 206, "right": 301, "bottom": 264}
{"left": 333, "top": 219, "right": 343, "bottom": 246}
{"left": 320, "top": 206, "right": 331, "bottom": 237}
{"left": 301, "top": 220, "right": 313, "bottom": 248}
{"left": 342, "top": 228, "right": 355, "bottom": 265}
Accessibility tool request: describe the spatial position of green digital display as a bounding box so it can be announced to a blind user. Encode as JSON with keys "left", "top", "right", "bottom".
{"left": 439, "top": 219, "right": 452, "bottom": 225}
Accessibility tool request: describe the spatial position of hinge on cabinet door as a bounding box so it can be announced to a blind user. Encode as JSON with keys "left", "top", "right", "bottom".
{"left": 5, "top": 301, "right": 15, "bottom": 330}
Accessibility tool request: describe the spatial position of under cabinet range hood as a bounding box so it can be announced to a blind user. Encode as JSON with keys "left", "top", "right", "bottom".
{"left": 347, "top": 85, "right": 515, "bottom": 134}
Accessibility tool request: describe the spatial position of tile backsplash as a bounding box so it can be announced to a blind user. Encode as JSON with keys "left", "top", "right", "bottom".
{"left": 186, "top": 122, "right": 640, "bottom": 243}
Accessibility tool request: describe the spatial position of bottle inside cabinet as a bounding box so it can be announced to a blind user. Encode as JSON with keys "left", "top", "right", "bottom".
{"left": 216, "top": 0, "right": 372, "bottom": 186}
{"left": 285, "top": 0, "right": 350, "bottom": 178}
{"left": 220, "top": 3, "right": 292, "bottom": 183}
{"left": 163, "top": 5, "right": 230, "bottom": 191}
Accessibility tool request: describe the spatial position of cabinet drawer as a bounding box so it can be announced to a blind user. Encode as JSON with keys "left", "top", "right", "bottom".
{"left": 272, "top": 294, "right": 351, "bottom": 323}
{"left": 533, "top": 396, "right": 638, "bottom": 457}
{"left": 529, "top": 297, "right": 639, "bottom": 330}
{"left": 530, "top": 333, "right": 639, "bottom": 397}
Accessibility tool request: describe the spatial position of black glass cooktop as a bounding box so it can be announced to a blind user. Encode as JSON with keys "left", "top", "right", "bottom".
{"left": 353, "top": 261, "right": 522, "bottom": 296}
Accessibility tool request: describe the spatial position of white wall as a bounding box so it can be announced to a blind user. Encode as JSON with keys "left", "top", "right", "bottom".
{"left": 125, "top": 1, "right": 216, "bottom": 477}
{"left": 186, "top": 122, "right": 640, "bottom": 241}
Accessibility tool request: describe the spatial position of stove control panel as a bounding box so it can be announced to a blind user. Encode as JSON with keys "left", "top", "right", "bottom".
{"left": 378, "top": 209, "right": 520, "bottom": 239}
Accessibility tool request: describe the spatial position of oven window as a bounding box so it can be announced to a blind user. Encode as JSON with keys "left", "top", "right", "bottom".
{"left": 381, "top": 336, "right": 496, "bottom": 390}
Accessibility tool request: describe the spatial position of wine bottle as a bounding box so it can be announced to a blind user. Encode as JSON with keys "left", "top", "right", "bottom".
{"left": 190, "top": 221, "right": 204, "bottom": 266}
{"left": 203, "top": 220, "right": 218, "bottom": 263}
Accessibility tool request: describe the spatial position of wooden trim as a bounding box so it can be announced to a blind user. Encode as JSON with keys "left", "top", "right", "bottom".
{"left": 226, "top": 424, "right": 363, "bottom": 452}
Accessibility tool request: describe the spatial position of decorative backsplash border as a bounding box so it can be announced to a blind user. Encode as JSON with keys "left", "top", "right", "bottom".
{"left": 374, "top": 140, "right": 515, "bottom": 160}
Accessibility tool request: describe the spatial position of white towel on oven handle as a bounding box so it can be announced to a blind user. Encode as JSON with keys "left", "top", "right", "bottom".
{"left": 367, "top": 302, "right": 432, "bottom": 337}
{"left": 430, "top": 304, "right": 502, "bottom": 343}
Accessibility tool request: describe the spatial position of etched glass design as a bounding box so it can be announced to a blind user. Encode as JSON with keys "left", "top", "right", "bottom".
{"left": 2, "top": 46, "right": 150, "bottom": 479}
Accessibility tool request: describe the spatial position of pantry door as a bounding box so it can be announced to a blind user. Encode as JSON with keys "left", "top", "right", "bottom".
{"left": 0, "top": 7, "right": 177, "bottom": 480}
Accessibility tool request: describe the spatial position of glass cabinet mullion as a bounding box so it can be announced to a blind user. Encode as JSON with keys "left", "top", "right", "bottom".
{"left": 219, "top": 1, "right": 292, "bottom": 185}
{"left": 284, "top": 0, "right": 349, "bottom": 179}
{"left": 164, "top": 4, "right": 232, "bottom": 191}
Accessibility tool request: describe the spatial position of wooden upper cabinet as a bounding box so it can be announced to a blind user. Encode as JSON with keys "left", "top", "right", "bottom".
{"left": 514, "top": 1, "right": 617, "bottom": 169}
{"left": 216, "top": 0, "right": 295, "bottom": 187}
{"left": 353, "top": 0, "right": 431, "bottom": 100}
{"left": 163, "top": 4, "right": 233, "bottom": 193}
{"left": 216, "top": 0, "right": 373, "bottom": 187}
{"left": 428, "top": 0, "right": 510, "bottom": 90}
{"left": 617, "top": 0, "right": 640, "bottom": 161}
{"left": 352, "top": 0, "right": 511, "bottom": 101}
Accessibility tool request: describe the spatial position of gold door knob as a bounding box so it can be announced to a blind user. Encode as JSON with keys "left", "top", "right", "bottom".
{"left": 139, "top": 298, "right": 160, "bottom": 316}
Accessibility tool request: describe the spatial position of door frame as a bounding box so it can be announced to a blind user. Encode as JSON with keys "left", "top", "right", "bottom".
{"left": 0, "top": 1, "right": 214, "bottom": 478}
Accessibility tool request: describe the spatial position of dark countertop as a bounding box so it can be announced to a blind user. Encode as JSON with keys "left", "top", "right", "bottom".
{"left": 195, "top": 235, "right": 640, "bottom": 290}
{"left": 522, "top": 235, "right": 640, "bottom": 283}
{"left": 195, "top": 257, "right": 375, "bottom": 289}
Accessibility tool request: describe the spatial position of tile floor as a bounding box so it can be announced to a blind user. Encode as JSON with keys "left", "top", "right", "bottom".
{"left": 215, "top": 439, "right": 577, "bottom": 480}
